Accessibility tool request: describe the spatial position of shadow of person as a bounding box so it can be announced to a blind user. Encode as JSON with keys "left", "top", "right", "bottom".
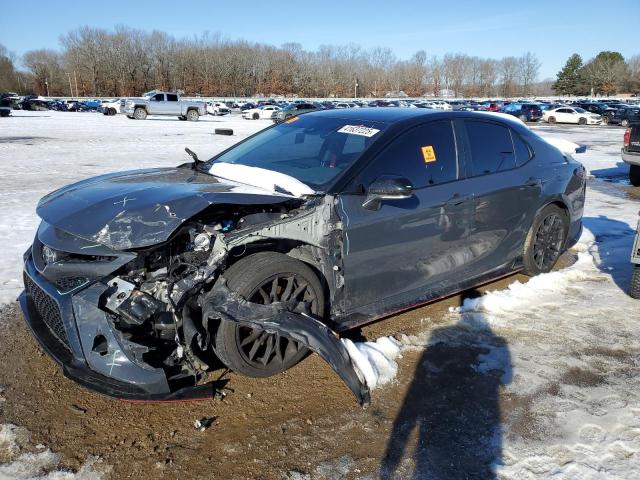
{"left": 582, "top": 215, "right": 636, "bottom": 293}
{"left": 381, "top": 289, "right": 512, "bottom": 479}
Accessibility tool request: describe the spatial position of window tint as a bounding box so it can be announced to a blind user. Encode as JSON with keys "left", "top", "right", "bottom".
{"left": 166, "top": 94, "right": 178, "bottom": 102}
{"left": 511, "top": 131, "right": 532, "bottom": 166}
{"left": 465, "top": 121, "right": 516, "bottom": 176}
{"left": 359, "top": 120, "right": 458, "bottom": 189}
{"left": 152, "top": 93, "right": 164, "bottom": 101}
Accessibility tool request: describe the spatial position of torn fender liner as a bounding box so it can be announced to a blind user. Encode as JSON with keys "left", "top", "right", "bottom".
{"left": 202, "top": 279, "right": 371, "bottom": 407}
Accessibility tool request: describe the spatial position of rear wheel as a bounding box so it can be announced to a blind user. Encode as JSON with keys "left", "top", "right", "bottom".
{"left": 133, "top": 107, "right": 147, "bottom": 120}
{"left": 522, "top": 204, "right": 568, "bottom": 276}
{"left": 214, "top": 252, "right": 324, "bottom": 377}
{"left": 630, "top": 165, "right": 640, "bottom": 187}
{"left": 186, "top": 109, "right": 199, "bottom": 121}
{"left": 630, "top": 265, "right": 640, "bottom": 299}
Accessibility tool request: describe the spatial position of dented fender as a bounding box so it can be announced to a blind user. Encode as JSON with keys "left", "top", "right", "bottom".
{"left": 201, "top": 279, "right": 370, "bottom": 407}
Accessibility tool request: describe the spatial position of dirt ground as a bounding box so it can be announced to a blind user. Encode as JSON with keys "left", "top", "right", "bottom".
{"left": 0, "top": 266, "right": 546, "bottom": 480}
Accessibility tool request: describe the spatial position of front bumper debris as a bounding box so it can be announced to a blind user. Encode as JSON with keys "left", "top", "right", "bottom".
{"left": 202, "top": 278, "right": 371, "bottom": 407}
{"left": 20, "top": 253, "right": 227, "bottom": 401}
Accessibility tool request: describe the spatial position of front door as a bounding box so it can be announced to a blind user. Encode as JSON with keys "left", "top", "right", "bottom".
{"left": 338, "top": 120, "right": 474, "bottom": 313}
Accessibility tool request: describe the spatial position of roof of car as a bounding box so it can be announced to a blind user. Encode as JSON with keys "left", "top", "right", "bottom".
{"left": 306, "top": 108, "right": 531, "bottom": 131}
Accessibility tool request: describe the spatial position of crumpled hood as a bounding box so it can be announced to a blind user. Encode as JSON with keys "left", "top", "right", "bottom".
{"left": 37, "top": 167, "right": 293, "bottom": 250}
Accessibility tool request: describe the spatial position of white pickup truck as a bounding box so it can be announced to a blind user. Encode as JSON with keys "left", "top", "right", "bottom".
{"left": 122, "top": 91, "right": 205, "bottom": 121}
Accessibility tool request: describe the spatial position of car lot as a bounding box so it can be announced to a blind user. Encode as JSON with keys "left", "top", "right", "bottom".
{"left": 1, "top": 112, "right": 640, "bottom": 479}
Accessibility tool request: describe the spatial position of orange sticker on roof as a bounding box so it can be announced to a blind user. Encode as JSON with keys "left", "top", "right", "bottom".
{"left": 285, "top": 116, "right": 299, "bottom": 124}
{"left": 421, "top": 145, "right": 436, "bottom": 163}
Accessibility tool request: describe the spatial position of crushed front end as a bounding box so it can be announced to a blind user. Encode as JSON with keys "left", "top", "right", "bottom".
{"left": 19, "top": 194, "right": 369, "bottom": 406}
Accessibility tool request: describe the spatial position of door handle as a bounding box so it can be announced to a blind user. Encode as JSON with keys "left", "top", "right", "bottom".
{"left": 525, "top": 177, "right": 543, "bottom": 187}
{"left": 446, "top": 193, "right": 473, "bottom": 206}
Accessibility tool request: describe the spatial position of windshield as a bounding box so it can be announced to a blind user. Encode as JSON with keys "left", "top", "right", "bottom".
{"left": 208, "top": 115, "right": 388, "bottom": 191}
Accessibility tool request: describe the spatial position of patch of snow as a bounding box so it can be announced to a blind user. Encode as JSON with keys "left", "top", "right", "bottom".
{"left": 342, "top": 336, "right": 402, "bottom": 390}
{"left": 0, "top": 424, "right": 106, "bottom": 480}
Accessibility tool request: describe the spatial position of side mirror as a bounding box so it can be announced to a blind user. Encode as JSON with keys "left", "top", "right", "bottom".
{"left": 362, "top": 175, "right": 414, "bottom": 210}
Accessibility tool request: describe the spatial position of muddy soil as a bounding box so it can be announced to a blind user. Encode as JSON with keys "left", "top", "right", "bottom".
{"left": 0, "top": 268, "right": 543, "bottom": 480}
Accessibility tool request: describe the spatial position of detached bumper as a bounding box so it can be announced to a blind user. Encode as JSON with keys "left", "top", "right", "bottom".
{"left": 19, "top": 254, "right": 217, "bottom": 401}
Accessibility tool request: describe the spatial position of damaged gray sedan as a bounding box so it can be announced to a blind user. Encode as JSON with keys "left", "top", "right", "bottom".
{"left": 20, "top": 109, "right": 585, "bottom": 406}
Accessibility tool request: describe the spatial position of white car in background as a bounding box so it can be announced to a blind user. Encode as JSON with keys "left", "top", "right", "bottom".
{"left": 543, "top": 107, "right": 602, "bottom": 125}
{"left": 242, "top": 105, "right": 280, "bottom": 120}
{"left": 206, "top": 102, "right": 231, "bottom": 116}
{"left": 430, "top": 100, "right": 452, "bottom": 110}
{"left": 101, "top": 99, "right": 121, "bottom": 115}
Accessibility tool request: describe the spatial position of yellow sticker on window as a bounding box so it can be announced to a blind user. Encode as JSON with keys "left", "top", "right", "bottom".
{"left": 421, "top": 145, "right": 436, "bottom": 163}
{"left": 285, "top": 116, "right": 299, "bottom": 124}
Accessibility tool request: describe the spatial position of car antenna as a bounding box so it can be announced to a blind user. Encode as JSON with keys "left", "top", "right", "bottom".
{"left": 185, "top": 147, "right": 204, "bottom": 170}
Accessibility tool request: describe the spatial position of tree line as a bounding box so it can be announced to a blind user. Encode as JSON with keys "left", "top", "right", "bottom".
{"left": 553, "top": 51, "right": 640, "bottom": 96}
{"left": 0, "top": 26, "right": 632, "bottom": 99}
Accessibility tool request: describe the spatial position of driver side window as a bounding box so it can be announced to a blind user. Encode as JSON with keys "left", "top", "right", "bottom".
{"left": 152, "top": 93, "right": 164, "bottom": 101}
{"left": 357, "top": 120, "right": 458, "bottom": 189}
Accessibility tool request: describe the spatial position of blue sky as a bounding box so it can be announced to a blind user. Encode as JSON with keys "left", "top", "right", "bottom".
{"left": 1, "top": 0, "right": 638, "bottom": 79}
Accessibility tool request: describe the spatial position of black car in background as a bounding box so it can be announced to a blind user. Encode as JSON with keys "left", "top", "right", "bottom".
{"left": 501, "top": 102, "right": 543, "bottom": 122}
{"left": 574, "top": 102, "right": 618, "bottom": 124}
{"left": 20, "top": 109, "right": 585, "bottom": 405}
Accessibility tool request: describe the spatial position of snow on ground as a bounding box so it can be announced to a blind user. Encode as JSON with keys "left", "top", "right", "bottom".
{"left": 0, "top": 388, "right": 106, "bottom": 479}
{"left": 0, "top": 111, "right": 269, "bottom": 303}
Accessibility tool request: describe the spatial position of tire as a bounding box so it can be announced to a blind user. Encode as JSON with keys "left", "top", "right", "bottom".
{"left": 214, "top": 128, "right": 233, "bottom": 136}
{"left": 126, "top": 115, "right": 134, "bottom": 119}
{"left": 186, "top": 109, "right": 199, "bottom": 121}
{"left": 630, "top": 265, "right": 640, "bottom": 299}
{"left": 578, "top": 117, "right": 587, "bottom": 125}
{"left": 214, "top": 252, "right": 324, "bottom": 378}
{"left": 548, "top": 116, "right": 556, "bottom": 124}
{"left": 622, "top": 119, "right": 630, "bottom": 127}
{"left": 630, "top": 165, "right": 640, "bottom": 187}
{"left": 601, "top": 116, "right": 609, "bottom": 125}
{"left": 133, "top": 107, "right": 147, "bottom": 120}
{"left": 519, "top": 114, "right": 528, "bottom": 123}
{"left": 178, "top": 116, "right": 186, "bottom": 121}
{"left": 252, "top": 112, "right": 259, "bottom": 120}
{"left": 522, "top": 204, "right": 568, "bottom": 276}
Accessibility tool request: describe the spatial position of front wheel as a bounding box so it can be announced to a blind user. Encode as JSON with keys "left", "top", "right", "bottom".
{"left": 214, "top": 252, "right": 325, "bottom": 377}
{"left": 548, "top": 116, "right": 556, "bottom": 124}
{"left": 622, "top": 119, "right": 630, "bottom": 127}
{"left": 630, "top": 165, "right": 640, "bottom": 187}
{"left": 630, "top": 265, "right": 640, "bottom": 299}
{"left": 522, "top": 204, "right": 568, "bottom": 276}
{"left": 578, "top": 117, "right": 587, "bottom": 125}
{"left": 252, "top": 112, "right": 259, "bottom": 120}
{"left": 186, "top": 109, "right": 199, "bottom": 121}
{"left": 519, "top": 114, "right": 528, "bottom": 123}
{"left": 602, "top": 116, "right": 609, "bottom": 125}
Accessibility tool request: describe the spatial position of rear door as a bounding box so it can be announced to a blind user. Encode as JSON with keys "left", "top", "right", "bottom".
{"left": 339, "top": 120, "right": 475, "bottom": 312}
{"left": 459, "top": 119, "right": 542, "bottom": 277}
{"left": 165, "top": 93, "right": 181, "bottom": 115}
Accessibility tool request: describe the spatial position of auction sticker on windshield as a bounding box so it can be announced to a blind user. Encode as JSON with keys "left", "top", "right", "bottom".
{"left": 337, "top": 125, "right": 380, "bottom": 137}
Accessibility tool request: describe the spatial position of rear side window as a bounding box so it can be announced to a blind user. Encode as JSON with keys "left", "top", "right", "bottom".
{"left": 465, "top": 121, "right": 516, "bottom": 176}
{"left": 511, "top": 131, "right": 533, "bottom": 166}
{"left": 166, "top": 94, "right": 178, "bottom": 102}
{"left": 359, "top": 120, "right": 458, "bottom": 189}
